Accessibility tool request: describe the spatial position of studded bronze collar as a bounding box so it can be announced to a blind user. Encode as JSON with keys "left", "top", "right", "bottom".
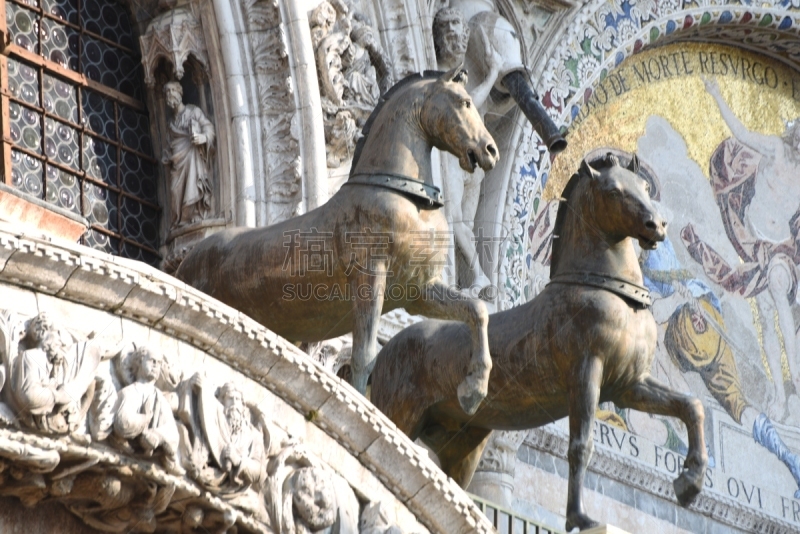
{"left": 345, "top": 173, "right": 444, "bottom": 209}
{"left": 548, "top": 271, "right": 652, "bottom": 308}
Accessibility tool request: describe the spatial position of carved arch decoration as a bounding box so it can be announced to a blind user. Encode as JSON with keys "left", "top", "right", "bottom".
{"left": 0, "top": 222, "right": 497, "bottom": 533}
{"left": 500, "top": 0, "right": 800, "bottom": 308}
{"left": 139, "top": 7, "right": 210, "bottom": 88}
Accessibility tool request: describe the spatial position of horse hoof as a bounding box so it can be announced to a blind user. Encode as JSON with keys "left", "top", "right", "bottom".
{"left": 565, "top": 513, "right": 600, "bottom": 532}
{"left": 457, "top": 382, "right": 486, "bottom": 415}
{"left": 674, "top": 472, "right": 702, "bottom": 507}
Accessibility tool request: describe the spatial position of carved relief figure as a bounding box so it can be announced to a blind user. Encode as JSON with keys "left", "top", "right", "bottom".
{"left": 177, "top": 374, "right": 268, "bottom": 499}
{"left": 11, "top": 313, "right": 108, "bottom": 435}
{"left": 266, "top": 441, "right": 359, "bottom": 533}
{"left": 112, "top": 345, "right": 183, "bottom": 475}
{"left": 310, "top": 1, "right": 393, "bottom": 168}
{"left": 681, "top": 77, "right": 800, "bottom": 421}
{"left": 433, "top": 7, "right": 503, "bottom": 296}
{"left": 162, "top": 81, "right": 216, "bottom": 230}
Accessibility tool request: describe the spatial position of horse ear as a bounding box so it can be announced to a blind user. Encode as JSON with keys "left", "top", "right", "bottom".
{"left": 627, "top": 153, "right": 640, "bottom": 174}
{"left": 442, "top": 64, "right": 468, "bottom": 86}
{"left": 580, "top": 158, "right": 600, "bottom": 180}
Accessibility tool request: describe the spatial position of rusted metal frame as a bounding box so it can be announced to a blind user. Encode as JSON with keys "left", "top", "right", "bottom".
{"left": 7, "top": 45, "right": 145, "bottom": 111}
{"left": 7, "top": 141, "right": 160, "bottom": 211}
{"left": 89, "top": 223, "right": 159, "bottom": 256}
{"left": 5, "top": 89, "right": 156, "bottom": 164}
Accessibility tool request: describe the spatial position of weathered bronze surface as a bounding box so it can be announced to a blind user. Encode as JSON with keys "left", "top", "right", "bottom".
{"left": 371, "top": 154, "right": 708, "bottom": 532}
{"left": 176, "top": 68, "right": 498, "bottom": 414}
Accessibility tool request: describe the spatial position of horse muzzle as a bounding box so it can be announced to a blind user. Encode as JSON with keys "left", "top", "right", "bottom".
{"left": 461, "top": 141, "right": 499, "bottom": 173}
{"left": 638, "top": 218, "right": 667, "bottom": 249}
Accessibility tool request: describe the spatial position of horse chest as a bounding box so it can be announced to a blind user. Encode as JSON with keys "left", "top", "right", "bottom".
{"left": 601, "top": 307, "right": 657, "bottom": 385}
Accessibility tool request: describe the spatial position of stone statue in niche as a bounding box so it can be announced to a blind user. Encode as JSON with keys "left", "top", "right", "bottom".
{"left": 176, "top": 373, "right": 269, "bottom": 518}
{"left": 162, "top": 81, "right": 216, "bottom": 231}
{"left": 433, "top": 6, "right": 504, "bottom": 297}
{"left": 111, "top": 345, "right": 184, "bottom": 475}
{"left": 310, "top": 0, "right": 393, "bottom": 168}
{"left": 7, "top": 313, "right": 113, "bottom": 436}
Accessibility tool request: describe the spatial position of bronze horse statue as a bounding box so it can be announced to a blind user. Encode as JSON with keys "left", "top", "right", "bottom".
{"left": 176, "top": 68, "right": 498, "bottom": 414}
{"left": 371, "top": 153, "right": 708, "bottom": 531}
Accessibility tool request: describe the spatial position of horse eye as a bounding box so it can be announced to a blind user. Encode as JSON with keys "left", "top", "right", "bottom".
{"left": 463, "top": 100, "right": 471, "bottom": 109}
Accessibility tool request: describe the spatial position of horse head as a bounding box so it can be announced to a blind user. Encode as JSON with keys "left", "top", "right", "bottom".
{"left": 581, "top": 153, "right": 667, "bottom": 250}
{"left": 421, "top": 66, "right": 499, "bottom": 173}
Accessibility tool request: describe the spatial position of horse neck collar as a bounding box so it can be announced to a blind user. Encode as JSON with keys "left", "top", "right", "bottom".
{"left": 548, "top": 271, "right": 652, "bottom": 308}
{"left": 345, "top": 173, "right": 444, "bottom": 209}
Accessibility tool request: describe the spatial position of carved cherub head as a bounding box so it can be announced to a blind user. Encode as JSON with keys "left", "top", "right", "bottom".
{"left": 433, "top": 7, "right": 469, "bottom": 68}
{"left": 292, "top": 467, "right": 336, "bottom": 531}
{"left": 130, "top": 346, "right": 164, "bottom": 383}
{"left": 26, "top": 312, "right": 56, "bottom": 346}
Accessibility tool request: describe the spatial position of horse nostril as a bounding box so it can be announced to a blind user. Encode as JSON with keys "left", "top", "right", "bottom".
{"left": 662, "top": 220, "right": 668, "bottom": 229}
{"left": 486, "top": 144, "right": 497, "bottom": 158}
{"left": 645, "top": 220, "right": 658, "bottom": 231}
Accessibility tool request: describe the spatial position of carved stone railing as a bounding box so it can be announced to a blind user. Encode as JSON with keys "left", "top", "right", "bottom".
{"left": 471, "top": 493, "right": 565, "bottom": 534}
{"left": 0, "top": 222, "right": 495, "bottom": 534}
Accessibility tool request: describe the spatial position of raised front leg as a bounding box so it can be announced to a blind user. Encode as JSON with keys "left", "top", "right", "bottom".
{"left": 349, "top": 263, "right": 387, "bottom": 395}
{"left": 566, "top": 357, "right": 603, "bottom": 532}
{"left": 407, "top": 281, "right": 490, "bottom": 415}
{"left": 614, "top": 376, "right": 708, "bottom": 507}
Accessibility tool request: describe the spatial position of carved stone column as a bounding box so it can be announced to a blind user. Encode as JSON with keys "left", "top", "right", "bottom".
{"left": 467, "top": 430, "right": 528, "bottom": 507}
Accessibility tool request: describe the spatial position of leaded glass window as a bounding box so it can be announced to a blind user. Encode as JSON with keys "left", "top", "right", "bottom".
{"left": 2, "top": 0, "right": 160, "bottom": 265}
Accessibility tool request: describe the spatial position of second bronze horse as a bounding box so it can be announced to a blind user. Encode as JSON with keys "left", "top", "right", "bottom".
{"left": 371, "top": 154, "right": 708, "bottom": 532}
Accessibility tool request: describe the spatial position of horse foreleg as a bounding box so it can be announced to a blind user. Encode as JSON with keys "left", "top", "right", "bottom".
{"left": 349, "top": 266, "right": 387, "bottom": 396}
{"left": 614, "top": 376, "right": 707, "bottom": 507}
{"left": 566, "top": 356, "right": 603, "bottom": 532}
{"left": 407, "top": 282, "right": 490, "bottom": 415}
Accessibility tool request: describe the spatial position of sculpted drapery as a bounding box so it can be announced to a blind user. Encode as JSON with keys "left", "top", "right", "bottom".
{"left": 163, "top": 82, "right": 215, "bottom": 230}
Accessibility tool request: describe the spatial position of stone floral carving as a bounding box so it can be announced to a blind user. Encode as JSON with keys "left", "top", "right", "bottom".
{"left": 162, "top": 81, "right": 216, "bottom": 231}
{"left": 111, "top": 345, "right": 184, "bottom": 476}
{"left": 310, "top": 1, "right": 393, "bottom": 168}
{"left": 177, "top": 373, "right": 269, "bottom": 521}
{"left": 468, "top": 430, "right": 528, "bottom": 507}
{"left": 241, "top": 0, "right": 303, "bottom": 223}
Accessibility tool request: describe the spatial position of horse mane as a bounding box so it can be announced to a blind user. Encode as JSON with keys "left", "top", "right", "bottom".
{"left": 349, "top": 71, "right": 444, "bottom": 176}
{"left": 550, "top": 153, "right": 621, "bottom": 277}
{"left": 549, "top": 172, "right": 583, "bottom": 277}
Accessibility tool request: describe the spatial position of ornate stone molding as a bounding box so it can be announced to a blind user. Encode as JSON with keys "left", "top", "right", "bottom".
{"left": 0, "top": 223, "right": 495, "bottom": 533}
{"left": 468, "top": 430, "right": 529, "bottom": 507}
{"left": 140, "top": 6, "right": 210, "bottom": 88}
{"left": 525, "top": 425, "right": 800, "bottom": 534}
{"left": 240, "top": 0, "right": 304, "bottom": 223}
